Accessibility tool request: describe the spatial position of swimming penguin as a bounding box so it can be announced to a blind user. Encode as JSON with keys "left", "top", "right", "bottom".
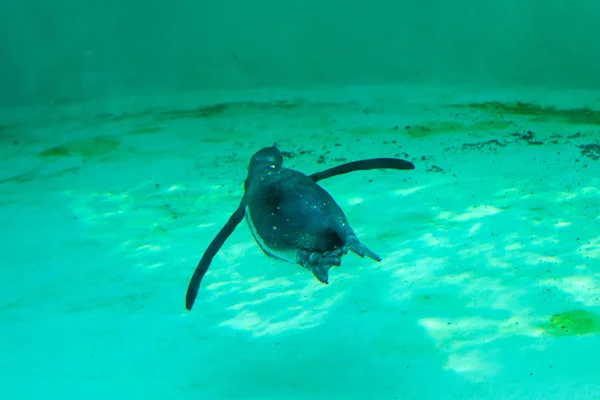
{"left": 185, "top": 146, "right": 415, "bottom": 310}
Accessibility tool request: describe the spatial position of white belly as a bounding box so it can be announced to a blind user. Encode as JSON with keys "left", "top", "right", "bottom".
{"left": 245, "top": 206, "right": 297, "bottom": 264}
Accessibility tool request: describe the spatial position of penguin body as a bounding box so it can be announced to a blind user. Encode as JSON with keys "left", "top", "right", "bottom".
{"left": 184, "top": 146, "right": 415, "bottom": 311}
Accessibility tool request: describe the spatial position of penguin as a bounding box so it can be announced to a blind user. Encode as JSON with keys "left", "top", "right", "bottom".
{"left": 185, "top": 146, "right": 415, "bottom": 310}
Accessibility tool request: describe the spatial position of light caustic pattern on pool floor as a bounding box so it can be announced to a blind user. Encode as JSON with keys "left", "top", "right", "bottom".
{"left": 1, "top": 85, "right": 599, "bottom": 398}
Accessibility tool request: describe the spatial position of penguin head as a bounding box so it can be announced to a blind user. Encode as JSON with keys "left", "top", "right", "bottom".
{"left": 249, "top": 146, "right": 283, "bottom": 171}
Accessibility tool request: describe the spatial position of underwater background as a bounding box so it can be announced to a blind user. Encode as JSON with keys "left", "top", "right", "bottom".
{"left": 1, "top": 1, "right": 599, "bottom": 399}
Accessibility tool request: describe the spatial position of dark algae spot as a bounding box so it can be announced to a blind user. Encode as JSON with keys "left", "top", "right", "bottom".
{"left": 453, "top": 101, "right": 600, "bottom": 126}
{"left": 39, "top": 135, "right": 119, "bottom": 160}
{"left": 512, "top": 130, "right": 544, "bottom": 145}
{"left": 461, "top": 139, "right": 506, "bottom": 151}
{"left": 542, "top": 309, "right": 600, "bottom": 337}
{"left": 579, "top": 144, "right": 600, "bottom": 160}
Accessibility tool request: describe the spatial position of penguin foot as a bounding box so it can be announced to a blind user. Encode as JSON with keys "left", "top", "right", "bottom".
{"left": 343, "top": 233, "right": 382, "bottom": 262}
{"left": 296, "top": 249, "right": 343, "bottom": 284}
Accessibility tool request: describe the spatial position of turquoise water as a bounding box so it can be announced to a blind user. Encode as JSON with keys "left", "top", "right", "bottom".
{"left": 1, "top": 3, "right": 600, "bottom": 400}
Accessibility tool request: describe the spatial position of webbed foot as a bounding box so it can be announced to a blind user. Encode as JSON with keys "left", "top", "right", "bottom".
{"left": 296, "top": 230, "right": 381, "bottom": 284}
{"left": 343, "top": 234, "right": 381, "bottom": 262}
{"left": 296, "top": 249, "right": 343, "bottom": 284}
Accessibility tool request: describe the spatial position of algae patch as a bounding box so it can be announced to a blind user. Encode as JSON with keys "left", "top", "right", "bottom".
{"left": 345, "top": 119, "right": 512, "bottom": 139}
{"left": 39, "top": 135, "right": 119, "bottom": 160}
{"left": 159, "top": 100, "right": 300, "bottom": 120}
{"left": 0, "top": 170, "right": 39, "bottom": 184}
{"left": 405, "top": 120, "right": 513, "bottom": 138}
{"left": 542, "top": 309, "right": 600, "bottom": 337}
{"left": 453, "top": 101, "right": 600, "bottom": 126}
{"left": 101, "top": 100, "right": 302, "bottom": 123}
{"left": 128, "top": 126, "right": 162, "bottom": 135}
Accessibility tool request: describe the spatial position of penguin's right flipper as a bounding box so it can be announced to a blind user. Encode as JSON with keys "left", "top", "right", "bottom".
{"left": 185, "top": 199, "right": 246, "bottom": 311}
{"left": 309, "top": 158, "right": 415, "bottom": 182}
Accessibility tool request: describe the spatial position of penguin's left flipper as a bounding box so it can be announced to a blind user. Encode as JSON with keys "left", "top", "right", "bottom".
{"left": 185, "top": 199, "right": 246, "bottom": 311}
